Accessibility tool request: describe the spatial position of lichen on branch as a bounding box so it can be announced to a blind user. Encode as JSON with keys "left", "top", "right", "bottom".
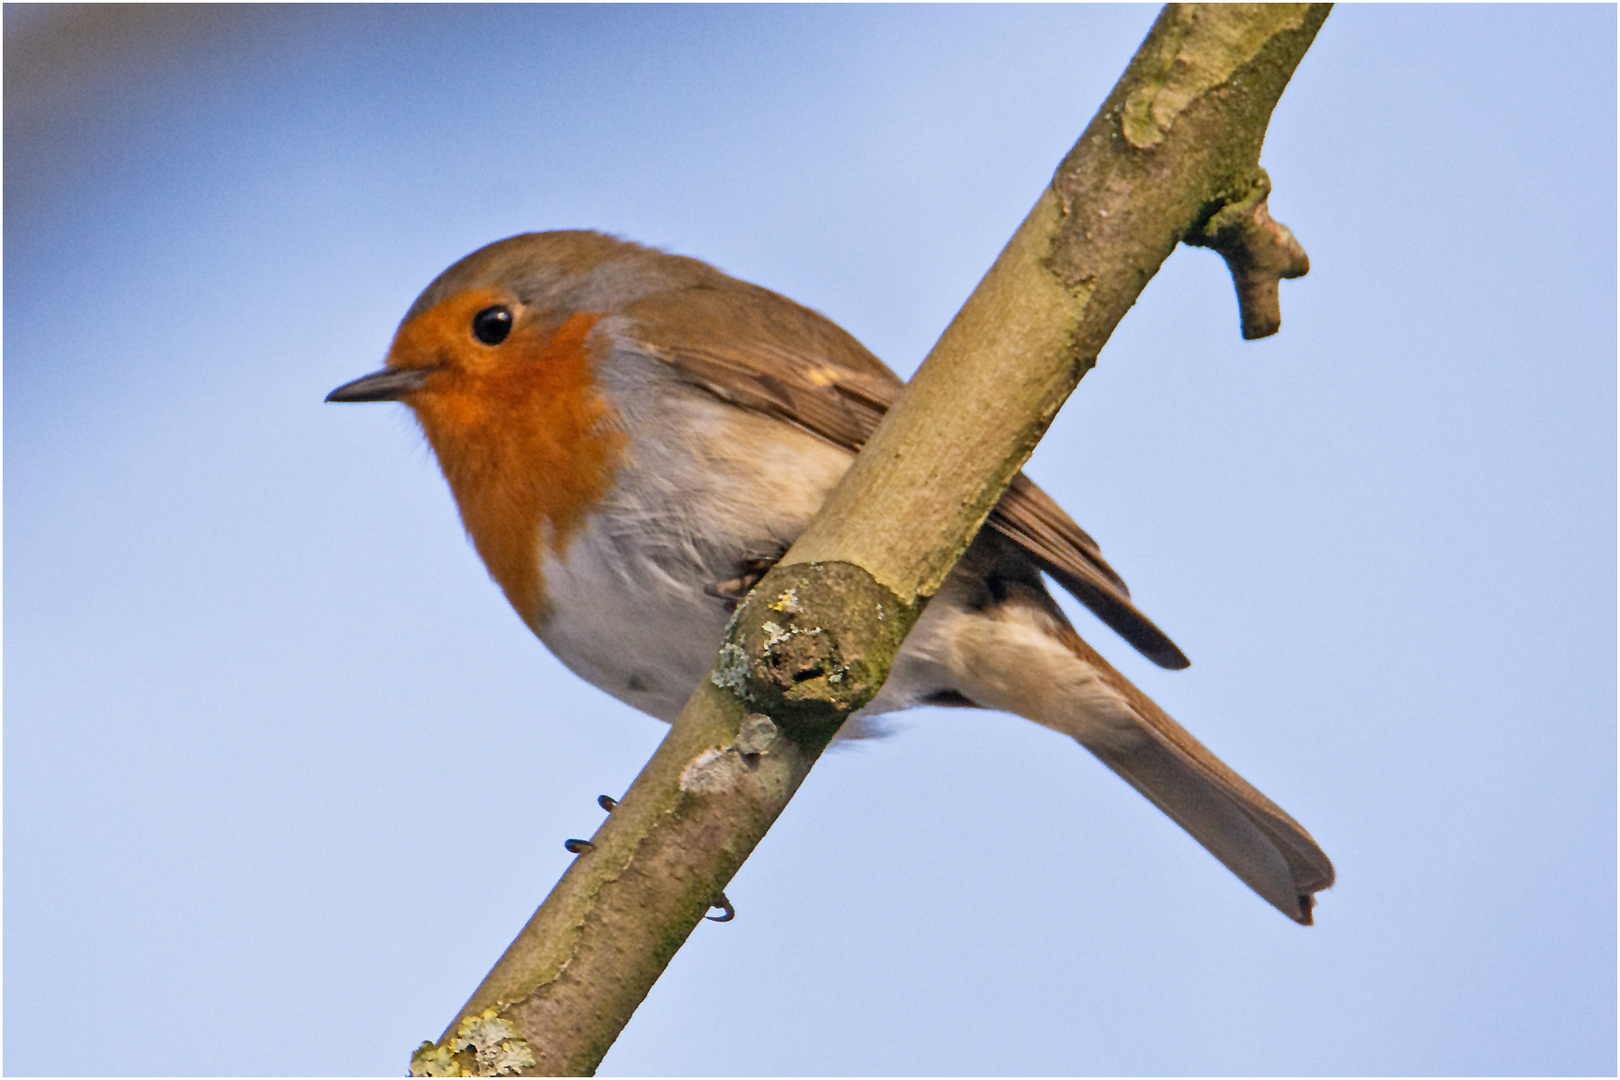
{"left": 716, "top": 561, "right": 922, "bottom": 739}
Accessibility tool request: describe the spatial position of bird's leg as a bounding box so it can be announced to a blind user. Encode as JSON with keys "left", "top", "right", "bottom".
{"left": 704, "top": 543, "right": 787, "bottom": 610}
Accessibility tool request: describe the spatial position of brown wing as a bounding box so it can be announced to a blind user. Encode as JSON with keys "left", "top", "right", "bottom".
{"left": 623, "top": 279, "right": 1190, "bottom": 670}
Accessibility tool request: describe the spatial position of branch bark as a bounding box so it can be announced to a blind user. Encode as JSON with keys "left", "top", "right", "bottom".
{"left": 411, "top": 5, "right": 1330, "bottom": 1075}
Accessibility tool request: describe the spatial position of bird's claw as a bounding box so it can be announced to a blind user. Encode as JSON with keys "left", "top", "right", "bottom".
{"left": 705, "top": 891, "right": 735, "bottom": 922}
{"left": 704, "top": 548, "right": 785, "bottom": 608}
{"left": 583, "top": 792, "right": 730, "bottom": 920}
{"left": 565, "top": 796, "right": 619, "bottom": 854}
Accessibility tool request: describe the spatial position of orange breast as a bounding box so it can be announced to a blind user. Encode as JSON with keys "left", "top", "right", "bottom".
{"left": 392, "top": 292, "right": 625, "bottom": 623}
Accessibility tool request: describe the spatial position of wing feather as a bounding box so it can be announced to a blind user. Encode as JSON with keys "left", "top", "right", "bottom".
{"left": 622, "top": 280, "right": 1189, "bottom": 669}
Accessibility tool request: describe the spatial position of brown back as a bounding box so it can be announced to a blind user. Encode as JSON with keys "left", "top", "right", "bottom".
{"left": 623, "top": 276, "right": 1190, "bottom": 670}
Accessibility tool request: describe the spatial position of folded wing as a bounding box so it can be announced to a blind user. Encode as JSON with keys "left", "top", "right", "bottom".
{"left": 623, "top": 279, "right": 1188, "bottom": 669}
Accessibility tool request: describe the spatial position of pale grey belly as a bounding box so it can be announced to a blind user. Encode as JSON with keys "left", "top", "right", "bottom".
{"left": 535, "top": 521, "right": 737, "bottom": 722}
{"left": 532, "top": 511, "right": 975, "bottom": 729}
{"left": 529, "top": 388, "right": 858, "bottom": 721}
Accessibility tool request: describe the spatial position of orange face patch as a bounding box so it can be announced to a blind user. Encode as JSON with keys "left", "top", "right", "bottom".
{"left": 387, "top": 288, "right": 624, "bottom": 622}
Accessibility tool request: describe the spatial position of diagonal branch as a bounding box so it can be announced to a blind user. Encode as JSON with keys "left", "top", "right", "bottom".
{"left": 411, "top": 5, "right": 1330, "bottom": 1076}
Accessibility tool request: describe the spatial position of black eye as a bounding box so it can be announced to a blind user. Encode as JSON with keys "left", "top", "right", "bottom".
{"left": 471, "top": 305, "right": 513, "bottom": 346}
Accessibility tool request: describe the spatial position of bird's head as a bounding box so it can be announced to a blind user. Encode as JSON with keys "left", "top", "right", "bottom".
{"left": 326, "top": 233, "right": 645, "bottom": 623}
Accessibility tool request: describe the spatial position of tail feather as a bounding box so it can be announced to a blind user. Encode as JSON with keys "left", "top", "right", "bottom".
{"left": 1053, "top": 625, "right": 1334, "bottom": 923}
{"left": 1080, "top": 708, "right": 1334, "bottom": 922}
{"left": 939, "top": 581, "right": 1334, "bottom": 923}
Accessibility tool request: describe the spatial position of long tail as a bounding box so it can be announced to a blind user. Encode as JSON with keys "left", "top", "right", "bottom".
{"left": 945, "top": 587, "right": 1334, "bottom": 923}
{"left": 1058, "top": 621, "right": 1335, "bottom": 922}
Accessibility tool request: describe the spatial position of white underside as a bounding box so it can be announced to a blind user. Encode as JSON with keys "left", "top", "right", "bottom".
{"left": 526, "top": 346, "right": 1141, "bottom": 746}
{"left": 533, "top": 372, "right": 852, "bottom": 722}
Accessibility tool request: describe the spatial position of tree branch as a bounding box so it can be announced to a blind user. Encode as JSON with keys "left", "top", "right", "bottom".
{"left": 411, "top": 5, "right": 1330, "bottom": 1076}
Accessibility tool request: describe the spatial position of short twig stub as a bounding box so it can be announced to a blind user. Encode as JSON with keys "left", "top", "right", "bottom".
{"left": 1186, "top": 170, "right": 1311, "bottom": 339}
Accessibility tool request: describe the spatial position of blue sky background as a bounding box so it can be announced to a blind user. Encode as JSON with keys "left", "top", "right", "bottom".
{"left": 5, "top": 5, "right": 1614, "bottom": 1075}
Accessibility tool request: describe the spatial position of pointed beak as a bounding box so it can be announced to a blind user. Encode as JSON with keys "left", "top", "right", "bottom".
{"left": 325, "top": 367, "right": 430, "bottom": 403}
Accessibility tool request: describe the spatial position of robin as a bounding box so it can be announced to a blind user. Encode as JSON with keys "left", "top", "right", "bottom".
{"left": 328, "top": 230, "right": 1334, "bottom": 923}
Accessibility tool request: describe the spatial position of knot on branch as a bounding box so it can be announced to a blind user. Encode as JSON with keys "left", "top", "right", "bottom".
{"left": 1186, "top": 170, "right": 1310, "bottom": 339}
{"left": 711, "top": 562, "right": 920, "bottom": 741}
{"left": 678, "top": 715, "right": 782, "bottom": 796}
